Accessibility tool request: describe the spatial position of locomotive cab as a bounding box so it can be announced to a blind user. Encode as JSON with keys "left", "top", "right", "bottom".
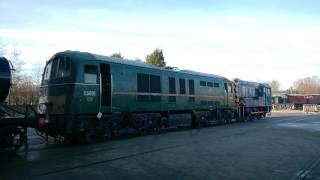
{"left": 38, "top": 55, "right": 72, "bottom": 114}
{"left": 38, "top": 52, "right": 113, "bottom": 137}
{"left": 38, "top": 53, "right": 76, "bottom": 136}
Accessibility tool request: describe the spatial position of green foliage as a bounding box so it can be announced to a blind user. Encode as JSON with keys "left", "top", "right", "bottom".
{"left": 111, "top": 52, "right": 124, "bottom": 59}
{"left": 146, "top": 49, "right": 166, "bottom": 67}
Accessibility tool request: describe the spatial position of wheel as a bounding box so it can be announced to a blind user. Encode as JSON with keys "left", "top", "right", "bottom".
{"left": 77, "top": 130, "right": 96, "bottom": 143}
{"left": 257, "top": 114, "right": 262, "bottom": 120}
{"left": 75, "top": 121, "right": 97, "bottom": 143}
{"left": 0, "top": 127, "right": 24, "bottom": 151}
{"left": 191, "top": 111, "right": 201, "bottom": 128}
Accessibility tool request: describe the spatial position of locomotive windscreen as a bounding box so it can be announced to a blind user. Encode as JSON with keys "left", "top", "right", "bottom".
{"left": 0, "top": 57, "right": 11, "bottom": 103}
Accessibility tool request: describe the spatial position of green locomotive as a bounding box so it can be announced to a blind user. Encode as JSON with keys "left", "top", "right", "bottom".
{"left": 0, "top": 51, "right": 271, "bottom": 150}
{"left": 37, "top": 51, "right": 271, "bottom": 141}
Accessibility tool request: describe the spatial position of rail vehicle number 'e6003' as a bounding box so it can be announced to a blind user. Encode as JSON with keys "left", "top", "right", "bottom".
{"left": 83, "top": 90, "right": 96, "bottom": 97}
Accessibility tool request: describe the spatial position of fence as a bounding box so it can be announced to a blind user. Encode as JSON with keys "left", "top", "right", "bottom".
{"left": 272, "top": 104, "right": 295, "bottom": 110}
{"left": 303, "top": 104, "right": 320, "bottom": 113}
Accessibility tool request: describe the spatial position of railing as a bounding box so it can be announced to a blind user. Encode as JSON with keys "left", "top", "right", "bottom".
{"left": 272, "top": 104, "right": 295, "bottom": 110}
{"left": 303, "top": 104, "right": 320, "bottom": 113}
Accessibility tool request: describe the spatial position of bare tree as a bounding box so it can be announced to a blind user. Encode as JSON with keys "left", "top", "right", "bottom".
{"left": 286, "top": 86, "right": 298, "bottom": 94}
{"left": 30, "top": 63, "right": 43, "bottom": 85}
{"left": 293, "top": 76, "right": 320, "bottom": 94}
{"left": 10, "top": 47, "right": 25, "bottom": 74}
{"left": 4, "top": 45, "right": 41, "bottom": 105}
{"left": 267, "top": 80, "right": 281, "bottom": 94}
{"left": 9, "top": 74, "right": 40, "bottom": 105}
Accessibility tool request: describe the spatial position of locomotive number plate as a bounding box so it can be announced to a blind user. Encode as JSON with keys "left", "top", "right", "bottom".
{"left": 83, "top": 90, "right": 96, "bottom": 96}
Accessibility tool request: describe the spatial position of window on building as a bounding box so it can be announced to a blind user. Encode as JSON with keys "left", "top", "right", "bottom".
{"left": 84, "top": 65, "right": 98, "bottom": 83}
{"left": 179, "top": 78, "right": 186, "bottom": 94}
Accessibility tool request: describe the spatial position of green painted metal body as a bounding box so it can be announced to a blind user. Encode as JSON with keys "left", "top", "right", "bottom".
{"left": 39, "top": 51, "right": 235, "bottom": 135}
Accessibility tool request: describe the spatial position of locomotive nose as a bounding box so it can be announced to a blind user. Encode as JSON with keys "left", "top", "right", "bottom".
{"left": 0, "top": 57, "right": 12, "bottom": 104}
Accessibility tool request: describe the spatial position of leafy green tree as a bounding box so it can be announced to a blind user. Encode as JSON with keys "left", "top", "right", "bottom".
{"left": 111, "top": 52, "right": 124, "bottom": 59}
{"left": 146, "top": 49, "right": 166, "bottom": 67}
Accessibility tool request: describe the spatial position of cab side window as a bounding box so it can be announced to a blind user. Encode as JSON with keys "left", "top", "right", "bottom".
{"left": 43, "top": 61, "right": 52, "bottom": 80}
{"left": 49, "top": 56, "right": 71, "bottom": 79}
{"left": 50, "top": 59, "right": 58, "bottom": 79}
{"left": 57, "top": 57, "right": 71, "bottom": 78}
{"left": 84, "top": 65, "right": 98, "bottom": 83}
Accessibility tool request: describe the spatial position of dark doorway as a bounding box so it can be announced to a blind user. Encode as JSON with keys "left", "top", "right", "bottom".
{"left": 100, "top": 63, "right": 111, "bottom": 106}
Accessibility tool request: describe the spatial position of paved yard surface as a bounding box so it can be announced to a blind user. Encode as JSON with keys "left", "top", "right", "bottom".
{"left": 1, "top": 111, "right": 320, "bottom": 180}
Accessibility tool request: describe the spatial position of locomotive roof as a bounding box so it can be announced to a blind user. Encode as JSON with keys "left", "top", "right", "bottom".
{"left": 56, "top": 51, "right": 227, "bottom": 80}
{"left": 234, "top": 78, "right": 271, "bottom": 88}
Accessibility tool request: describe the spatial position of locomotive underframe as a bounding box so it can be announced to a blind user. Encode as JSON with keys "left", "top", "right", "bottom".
{"left": 39, "top": 106, "right": 271, "bottom": 143}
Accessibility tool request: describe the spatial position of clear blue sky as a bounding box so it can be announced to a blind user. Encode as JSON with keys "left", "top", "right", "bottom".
{"left": 1, "top": 0, "right": 320, "bottom": 89}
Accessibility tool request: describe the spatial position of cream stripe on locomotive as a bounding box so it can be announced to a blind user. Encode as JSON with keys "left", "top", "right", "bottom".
{"left": 113, "top": 92, "right": 224, "bottom": 99}
{"left": 39, "top": 83, "right": 224, "bottom": 99}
